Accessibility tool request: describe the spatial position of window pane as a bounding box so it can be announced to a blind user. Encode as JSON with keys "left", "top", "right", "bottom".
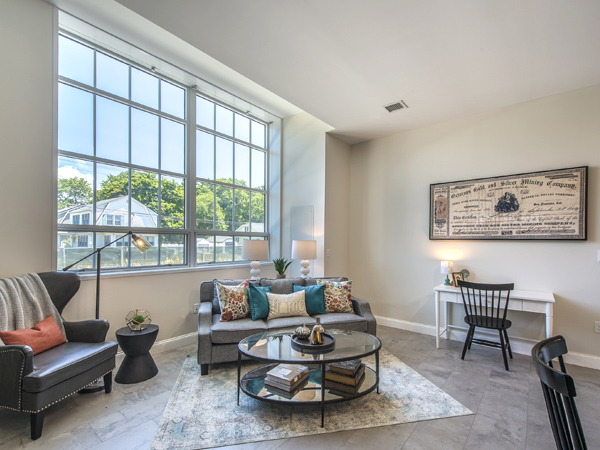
{"left": 57, "top": 157, "right": 93, "bottom": 223}
{"left": 196, "top": 96, "right": 214, "bottom": 129}
{"left": 196, "top": 130, "right": 214, "bottom": 180}
{"left": 234, "top": 144, "right": 250, "bottom": 186}
{"left": 161, "top": 80, "right": 185, "bottom": 119}
{"left": 161, "top": 118, "right": 185, "bottom": 174}
{"left": 58, "top": 84, "right": 93, "bottom": 155}
{"left": 196, "top": 234, "right": 215, "bottom": 264}
{"left": 215, "top": 137, "right": 233, "bottom": 182}
{"left": 131, "top": 108, "right": 159, "bottom": 169}
{"left": 215, "top": 185, "right": 233, "bottom": 231}
{"left": 96, "top": 97, "right": 129, "bottom": 162}
{"left": 57, "top": 231, "right": 93, "bottom": 270}
{"left": 131, "top": 171, "right": 158, "bottom": 228}
{"left": 196, "top": 182, "right": 214, "bottom": 230}
{"left": 96, "top": 232, "right": 130, "bottom": 268}
{"left": 215, "top": 105, "right": 233, "bottom": 136}
{"left": 216, "top": 235, "right": 234, "bottom": 262}
{"left": 96, "top": 52, "right": 129, "bottom": 99}
{"left": 161, "top": 176, "right": 185, "bottom": 228}
{"left": 161, "top": 234, "right": 186, "bottom": 265}
{"left": 251, "top": 149, "right": 265, "bottom": 189}
{"left": 131, "top": 233, "right": 159, "bottom": 267}
{"left": 251, "top": 120, "right": 265, "bottom": 148}
{"left": 234, "top": 113, "right": 250, "bottom": 142}
{"left": 58, "top": 36, "right": 94, "bottom": 86}
{"left": 96, "top": 164, "right": 130, "bottom": 226}
{"left": 251, "top": 192, "right": 265, "bottom": 229}
{"left": 234, "top": 189, "right": 250, "bottom": 231}
{"left": 131, "top": 68, "right": 158, "bottom": 109}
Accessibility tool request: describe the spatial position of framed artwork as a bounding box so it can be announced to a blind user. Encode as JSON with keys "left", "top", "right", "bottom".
{"left": 451, "top": 272, "right": 464, "bottom": 287}
{"left": 430, "top": 166, "right": 588, "bottom": 240}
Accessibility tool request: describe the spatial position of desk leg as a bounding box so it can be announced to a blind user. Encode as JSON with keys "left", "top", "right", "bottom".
{"left": 237, "top": 351, "right": 241, "bottom": 406}
{"left": 435, "top": 291, "right": 440, "bottom": 349}
{"left": 320, "top": 364, "right": 326, "bottom": 427}
{"left": 444, "top": 297, "right": 450, "bottom": 341}
{"left": 376, "top": 350, "right": 380, "bottom": 394}
{"left": 546, "top": 303, "right": 554, "bottom": 338}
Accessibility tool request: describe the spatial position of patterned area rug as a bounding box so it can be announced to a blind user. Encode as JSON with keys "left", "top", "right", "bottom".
{"left": 151, "top": 350, "right": 472, "bottom": 449}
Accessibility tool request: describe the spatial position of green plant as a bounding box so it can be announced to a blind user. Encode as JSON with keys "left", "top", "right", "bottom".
{"left": 273, "top": 258, "right": 292, "bottom": 275}
{"left": 132, "top": 314, "right": 146, "bottom": 324}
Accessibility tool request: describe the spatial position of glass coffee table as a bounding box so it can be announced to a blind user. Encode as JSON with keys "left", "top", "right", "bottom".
{"left": 237, "top": 329, "right": 382, "bottom": 427}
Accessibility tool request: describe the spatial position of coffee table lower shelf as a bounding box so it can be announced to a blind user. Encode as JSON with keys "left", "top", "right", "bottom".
{"left": 238, "top": 363, "right": 379, "bottom": 427}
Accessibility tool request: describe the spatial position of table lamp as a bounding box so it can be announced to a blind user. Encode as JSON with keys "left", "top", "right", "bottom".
{"left": 291, "top": 240, "right": 317, "bottom": 279}
{"left": 242, "top": 240, "right": 269, "bottom": 281}
{"left": 441, "top": 261, "right": 453, "bottom": 286}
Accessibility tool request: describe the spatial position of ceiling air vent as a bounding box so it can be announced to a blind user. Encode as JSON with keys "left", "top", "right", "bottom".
{"left": 384, "top": 100, "right": 409, "bottom": 113}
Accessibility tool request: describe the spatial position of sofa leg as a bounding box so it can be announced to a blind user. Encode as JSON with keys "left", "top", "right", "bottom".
{"left": 201, "top": 364, "right": 209, "bottom": 375}
{"left": 103, "top": 372, "right": 113, "bottom": 393}
{"left": 30, "top": 411, "right": 45, "bottom": 440}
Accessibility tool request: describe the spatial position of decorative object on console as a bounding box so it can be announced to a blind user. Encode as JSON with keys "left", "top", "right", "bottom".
{"left": 125, "top": 309, "right": 151, "bottom": 331}
{"left": 310, "top": 316, "right": 325, "bottom": 344}
{"left": 451, "top": 272, "right": 464, "bottom": 287}
{"left": 241, "top": 240, "right": 269, "bottom": 281}
{"left": 273, "top": 258, "right": 292, "bottom": 279}
{"left": 291, "top": 240, "right": 317, "bottom": 279}
{"left": 460, "top": 269, "right": 470, "bottom": 281}
{"left": 441, "top": 261, "right": 453, "bottom": 286}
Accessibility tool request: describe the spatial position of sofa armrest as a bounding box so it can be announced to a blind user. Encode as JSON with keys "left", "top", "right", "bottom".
{"left": 351, "top": 296, "right": 377, "bottom": 336}
{"left": 0, "top": 345, "right": 34, "bottom": 410}
{"left": 197, "top": 302, "right": 213, "bottom": 365}
{"left": 63, "top": 319, "right": 109, "bottom": 343}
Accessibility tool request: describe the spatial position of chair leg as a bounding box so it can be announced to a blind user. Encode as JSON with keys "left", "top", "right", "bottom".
{"left": 461, "top": 326, "right": 473, "bottom": 360}
{"left": 201, "top": 364, "right": 209, "bottom": 375}
{"left": 103, "top": 372, "right": 113, "bottom": 393}
{"left": 30, "top": 411, "right": 44, "bottom": 440}
{"left": 499, "top": 330, "right": 509, "bottom": 370}
{"left": 468, "top": 326, "right": 475, "bottom": 350}
{"left": 503, "top": 329, "right": 513, "bottom": 359}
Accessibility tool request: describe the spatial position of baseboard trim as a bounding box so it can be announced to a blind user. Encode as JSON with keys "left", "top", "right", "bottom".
{"left": 116, "top": 332, "right": 196, "bottom": 364}
{"left": 375, "top": 315, "right": 600, "bottom": 370}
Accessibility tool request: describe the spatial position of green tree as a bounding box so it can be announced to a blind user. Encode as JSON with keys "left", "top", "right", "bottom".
{"left": 57, "top": 177, "right": 92, "bottom": 209}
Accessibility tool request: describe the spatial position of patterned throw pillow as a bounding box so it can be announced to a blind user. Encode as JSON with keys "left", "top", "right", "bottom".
{"left": 317, "top": 280, "right": 354, "bottom": 313}
{"left": 216, "top": 282, "right": 250, "bottom": 322}
{"left": 266, "top": 291, "right": 309, "bottom": 320}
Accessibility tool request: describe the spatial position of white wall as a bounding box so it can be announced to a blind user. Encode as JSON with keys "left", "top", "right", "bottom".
{"left": 349, "top": 84, "right": 600, "bottom": 358}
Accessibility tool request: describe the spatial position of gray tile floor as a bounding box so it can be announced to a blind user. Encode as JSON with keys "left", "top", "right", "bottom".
{"left": 1, "top": 326, "right": 598, "bottom": 449}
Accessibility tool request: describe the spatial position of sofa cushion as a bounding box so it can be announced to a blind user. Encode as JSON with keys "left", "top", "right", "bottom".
{"left": 216, "top": 282, "right": 250, "bottom": 322}
{"left": 317, "top": 313, "right": 368, "bottom": 332}
{"left": 266, "top": 291, "right": 309, "bottom": 320}
{"left": 260, "top": 277, "right": 305, "bottom": 294}
{"left": 210, "top": 314, "right": 268, "bottom": 344}
{"left": 209, "top": 279, "right": 250, "bottom": 315}
{"left": 248, "top": 284, "right": 271, "bottom": 321}
{"left": 318, "top": 280, "right": 354, "bottom": 313}
{"left": 293, "top": 283, "right": 326, "bottom": 315}
{"left": 0, "top": 316, "right": 66, "bottom": 355}
{"left": 266, "top": 316, "right": 317, "bottom": 331}
{"left": 305, "top": 277, "right": 348, "bottom": 286}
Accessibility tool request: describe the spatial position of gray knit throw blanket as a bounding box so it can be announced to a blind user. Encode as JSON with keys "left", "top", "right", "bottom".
{"left": 0, "top": 273, "right": 67, "bottom": 343}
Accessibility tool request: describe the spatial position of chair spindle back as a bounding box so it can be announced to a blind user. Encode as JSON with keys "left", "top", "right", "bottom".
{"left": 457, "top": 280, "right": 514, "bottom": 328}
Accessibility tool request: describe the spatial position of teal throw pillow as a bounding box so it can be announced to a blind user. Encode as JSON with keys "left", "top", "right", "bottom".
{"left": 293, "top": 283, "right": 326, "bottom": 316}
{"left": 248, "top": 284, "right": 271, "bottom": 321}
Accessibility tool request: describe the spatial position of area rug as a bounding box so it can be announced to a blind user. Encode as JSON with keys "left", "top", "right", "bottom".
{"left": 150, "top": 350, "right": 472, "bottom": 449}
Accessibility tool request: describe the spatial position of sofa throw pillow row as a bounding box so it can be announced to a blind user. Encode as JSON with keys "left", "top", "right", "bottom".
{"left": 216, "top": 281, "right": 251, "bottom": 322}
{"left": 0, "top": 315, "right": 66, "bottom": 355}
{"left": 266, "top": 290, "right": 309, "bottom": 320}
{"left": 248, "top": 283, "right": 272, "bottom": 321}
{"left": 317, "top": 280, "right": 354, "bottom": 313}
{"left": 293, "top": 283, "right": 326, "bottom": 315}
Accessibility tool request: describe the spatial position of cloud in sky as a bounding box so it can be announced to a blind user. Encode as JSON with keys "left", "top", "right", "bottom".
{"left": 58, "top": 165, "right": 93, "bottom": 185}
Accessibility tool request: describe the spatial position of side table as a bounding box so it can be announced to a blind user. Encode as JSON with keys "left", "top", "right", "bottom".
{"left": 115, "top": 324, "right": 159, "bottom": 384}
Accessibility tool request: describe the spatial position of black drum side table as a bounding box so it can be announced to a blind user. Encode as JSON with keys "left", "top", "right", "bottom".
{"left": 115, "top": 324, "right": 159, "bottom": 384}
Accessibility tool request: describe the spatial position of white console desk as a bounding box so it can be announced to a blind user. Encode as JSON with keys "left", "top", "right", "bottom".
{"left": 433, "top": 285, "right": 555, "bottom": 349}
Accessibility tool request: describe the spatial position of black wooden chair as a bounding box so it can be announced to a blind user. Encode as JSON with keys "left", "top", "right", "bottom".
{"left": 456, "top": 280, "right": 514, "bottom": 370}
{"left": 532, "top": 335, "right": 587, "bottom": 450}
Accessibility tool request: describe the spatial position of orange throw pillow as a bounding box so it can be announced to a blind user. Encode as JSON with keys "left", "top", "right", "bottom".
{"left": 0, "top": 316, "right": 66, "bottom": 355}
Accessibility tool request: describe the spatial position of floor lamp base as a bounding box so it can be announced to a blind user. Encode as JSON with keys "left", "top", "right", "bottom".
{"left": 79, "top": 378, "right": 104, "bottom": 394}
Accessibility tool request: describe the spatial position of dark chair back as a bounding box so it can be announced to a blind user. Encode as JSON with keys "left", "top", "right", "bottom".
{"left": 38, "top": 271, "right": 80, "bottom": 315}
{"left": 457, "top": 280, "right": 514, "bottom": 328}
{"left": 532, "top": 336, "right": 587, "bottom": 450}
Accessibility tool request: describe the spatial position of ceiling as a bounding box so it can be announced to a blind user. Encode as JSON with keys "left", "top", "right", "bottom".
{"left": 51, "top": 0, "right": 600, "bottom": 144}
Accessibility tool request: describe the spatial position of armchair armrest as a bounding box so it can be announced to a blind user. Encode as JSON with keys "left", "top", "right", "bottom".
{"left": 0, "top": 345, "right": 34, "bottom": 410}
{"left": 197, "top": 302, "right": 213, "bottom": 365}
{"left": 351, "top": 296, "right": 377, "bottom": 336}
{"left": 63, "top": 319, "right": 109, "bottom": 343}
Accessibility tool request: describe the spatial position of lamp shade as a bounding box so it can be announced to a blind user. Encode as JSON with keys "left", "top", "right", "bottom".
{"left": 132, "top": 233, "right": 151, "bottom": 253}
{"left": 242, "top": 239, "right": 268, "bottom": 261}
{"left": 441, "top": 260, "right": 454, "bottom": 275}
{"left": 291, "top": 240, "right": 317, "bottom": 260}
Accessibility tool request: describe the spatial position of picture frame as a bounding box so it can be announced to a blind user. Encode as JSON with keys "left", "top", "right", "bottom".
{"left": 429, "top": 166, "right": 588, "bottom": 240}
{"left": 451, "top": 272, "right": 464, "bottom": 287}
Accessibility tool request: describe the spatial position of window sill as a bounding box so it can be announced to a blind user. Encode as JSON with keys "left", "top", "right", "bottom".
{"left": 76, "top": 262, "right": 274, "bottom": 280}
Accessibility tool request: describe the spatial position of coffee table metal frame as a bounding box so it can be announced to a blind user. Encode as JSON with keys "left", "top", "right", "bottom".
{"left": 237, "top": 329, "right": 381, "bottom": 427}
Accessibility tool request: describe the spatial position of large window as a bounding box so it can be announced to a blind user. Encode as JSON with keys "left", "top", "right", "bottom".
{"left": 56, "top": 34, "right": 268, "bottom": 271}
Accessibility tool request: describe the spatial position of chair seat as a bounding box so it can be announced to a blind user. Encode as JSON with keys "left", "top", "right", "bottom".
{"left": 211, "top": 315, "right": 268, "bottom": 344}
{"left": 23, "top": 341, "right": 118, "bottom": 393}
{"left": 318, "top": 313, "right": 368, "bottom": 332}
{"left": 464, "top": 315, "right": 512, "bottom": 330}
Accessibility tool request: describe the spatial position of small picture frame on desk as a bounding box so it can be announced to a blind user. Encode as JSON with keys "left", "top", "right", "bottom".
{"left": 451, "top": 272, "right": 464, "bottom": 287}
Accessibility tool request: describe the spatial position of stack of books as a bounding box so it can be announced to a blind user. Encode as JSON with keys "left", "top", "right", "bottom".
{"left": 265, "top": 364, "right": 309, "bottom": 398}
{"left": 324, "top": 359, "right": 365, "bottom": 395}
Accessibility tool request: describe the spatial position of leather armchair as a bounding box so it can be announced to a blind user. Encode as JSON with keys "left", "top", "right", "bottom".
{"left": 0, "top": 271, "right": 118, "bottom": 440}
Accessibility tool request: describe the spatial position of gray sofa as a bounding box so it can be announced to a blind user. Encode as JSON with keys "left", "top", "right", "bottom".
{"left": 197, "top": 277, "right": 376, "bottom": 375}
